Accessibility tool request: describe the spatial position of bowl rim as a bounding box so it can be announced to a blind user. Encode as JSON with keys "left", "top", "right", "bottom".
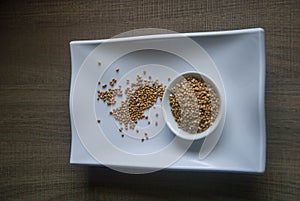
{"left": 162, "top": 71, "right": 224, "bottom": 140}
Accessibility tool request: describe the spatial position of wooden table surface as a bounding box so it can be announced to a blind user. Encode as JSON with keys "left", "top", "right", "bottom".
{"left": 0, "top": 0, "right": 299, "bottom": 200}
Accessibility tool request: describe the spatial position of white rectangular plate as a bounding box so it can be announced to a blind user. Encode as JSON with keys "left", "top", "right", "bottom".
{"left": 69, "top": 28, "right": 266, "bottom": 172}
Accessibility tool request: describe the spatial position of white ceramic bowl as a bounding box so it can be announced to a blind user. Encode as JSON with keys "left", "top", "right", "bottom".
{"left": 162, "top": 72, "right": 224, "bottom": 140}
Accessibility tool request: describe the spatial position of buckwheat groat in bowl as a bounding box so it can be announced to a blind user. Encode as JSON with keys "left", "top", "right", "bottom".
{"left": 162, "top": 72, "right": 223, "bottom": 141}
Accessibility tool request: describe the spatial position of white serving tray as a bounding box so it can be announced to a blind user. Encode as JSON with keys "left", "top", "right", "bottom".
{"left": 69, "top": 28, "right": 266, "bottom": 173}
